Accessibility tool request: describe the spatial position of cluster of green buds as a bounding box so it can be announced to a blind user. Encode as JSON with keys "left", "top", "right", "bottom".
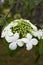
{"left": 11, "top": 19, "right": 33, "bottom": 38}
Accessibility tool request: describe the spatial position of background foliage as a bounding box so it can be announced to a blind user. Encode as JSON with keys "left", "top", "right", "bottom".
{"left": 0, "top": 0, "right": 43, "bottom": 65}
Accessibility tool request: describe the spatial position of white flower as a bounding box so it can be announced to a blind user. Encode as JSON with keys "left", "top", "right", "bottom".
{"left": 5, "top": 32, "right": 19, "bottom": 43}
{"left": 9, "top": 42, "right": 17, "bottom": 50}
{"left": 33, "top": 29, "right": 42, "bottom": 39}
{"left": 26, "top": 33, "right": 32, "bottom": 40}
{"left": 20, "top": 37, "right": 33, "bottom": 50}
{"left": 7, "top": 32, "right": 24, "bottom": 50}
{"left": 21, "top": 33, "right": 32, "bottom": 43}
{"left": 1, "top": 29, "right": 13, "bottom": 38}
{"left": 17, "top": 39, "right": 24, "bottom": 47}
{"left": 26, "top": 38, "right": 38, "bottom": 50}
{"left": 1, "top": 21, "right": 18, "bottom": 38}
{"left": 21, "top": 33, "right": 38, "bottom": 50}
{"left": 9, "top": 39, "right": 24, "bottom": 50}
{"left": 30, "top": 38, "right": 38, "bottom": 45}
{"left": 21, "top": 37, "right": 33, "bottom": 50}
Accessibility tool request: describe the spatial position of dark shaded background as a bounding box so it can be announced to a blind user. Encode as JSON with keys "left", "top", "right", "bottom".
{"left": 0, "top": 0, "right": 43, "bottom": 65}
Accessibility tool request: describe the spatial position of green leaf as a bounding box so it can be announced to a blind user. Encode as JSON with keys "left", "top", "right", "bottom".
{"left": 39, "top": 39, "right": 43, "bottom": 55}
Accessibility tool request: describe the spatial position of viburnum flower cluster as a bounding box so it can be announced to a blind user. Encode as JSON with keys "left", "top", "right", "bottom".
{"left": 1, "top": 19, "right": 43, "bottom": 51}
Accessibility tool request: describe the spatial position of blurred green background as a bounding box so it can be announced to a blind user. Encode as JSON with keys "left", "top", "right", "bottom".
{"left": 0, "top": 0, "right": 43, "bottom": 65}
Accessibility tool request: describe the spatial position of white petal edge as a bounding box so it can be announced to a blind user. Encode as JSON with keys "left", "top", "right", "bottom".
{"left": 9, "top": 42, "right": 17, "bottom": 50}
{"left": 5, "top": 35, "right": 14, "bottom": 43}
{"left": 1, "top": 30, "right": 6, "bottom": 38}
{"left": 21, "top": 38, "right": 29, "bottom": 44}
{"left": 26, "top": 43, "right": 33, "bottom": 50}
{"left": 26, "top": 33, "right": 32, "bottom": 40}
{"left": 5, "top": 32, "right": 19, "bottom": 43}
{"left": 6, "top": 30, "right": 13, "bottom": 36}
{"left": 17, "top": 39, "right": 24, "bottom": 47}
{"left": 30, "top": 38, "right": 38, "bottom": 45}
{"left": 4, "top": 22, "right": 14, "bottom": 30}
{"left": 33, "top": 29, "right": 42, "bottom": 39}
{"left": 13, "top": 32, "right": 19, "bottom": 41}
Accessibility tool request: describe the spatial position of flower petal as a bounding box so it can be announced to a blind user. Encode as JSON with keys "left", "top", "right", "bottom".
{"left": 13, "top": 32, "right": 19, "bottom": 40}
{"left": 5, "top": 32, "right": 19, "bottom": 43}
{"left": 1, "top": 30, "right": 6, "bottom": 38}
{"left": 1, "top": 29, "right": 13, "bottom": 38}
{"left": 5, "top": 29, "right": 13, "bottom": 36}
{"left": 26, "top": 33, "right": 32, "bottom": 40}
{"left": 31, "top": 24, "right": 37, "bottom": 31}
{"left": 33, "top": 29, "right": 42, "bottom": 39}
{"left": 5, "top": 36, "right": 14, "bottom": 43}
{"left": 17, "top": 39, "right": 24, "bottom": 47}
{"left": 4, "top": 22, "right": 14, "bottom": 30}
{"left": 38, "top": 30, "right": 42, "bottom": 39}
{"left": 30, "top": 38, "right": 38, "bottom": 45}
{"left": 26, "top": 43, "right": 33, "bottom": 50}
{"left": 21, "top": 38, "right": 29, "bottom": 43}
{"left": 9, "top": 42, "right": 17, "bottom": 50}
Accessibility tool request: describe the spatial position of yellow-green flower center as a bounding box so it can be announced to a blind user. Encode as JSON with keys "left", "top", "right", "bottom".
{"left": 11, "top": 20, "right": 33, "bottom": 38}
